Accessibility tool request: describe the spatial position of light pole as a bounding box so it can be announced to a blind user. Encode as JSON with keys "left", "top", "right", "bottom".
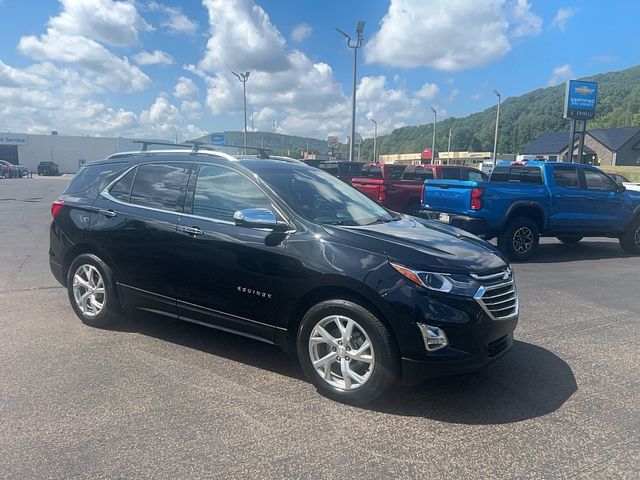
{"left": 336, "top": 21, "right": 365, "bottom": 162}
{"left": 369, "top": 118, "right": 377, "bottom": 162}
{"left": 232, "top": 71, "right": 250, "bottom": 148}
{"left": 430, "top": 107, "right": 437, "bottom": 163}
{"left": 492, "top": 90, "right": 501, "bottom": 163}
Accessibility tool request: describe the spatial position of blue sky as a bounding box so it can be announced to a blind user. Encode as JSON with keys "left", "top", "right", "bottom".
{"left": 0, "top": 0, "right": 638, "bottom": 142}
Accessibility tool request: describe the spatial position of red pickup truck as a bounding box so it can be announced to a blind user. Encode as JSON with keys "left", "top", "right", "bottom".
{"left": 351, "top": 163, "right": 487, "bottom": 214}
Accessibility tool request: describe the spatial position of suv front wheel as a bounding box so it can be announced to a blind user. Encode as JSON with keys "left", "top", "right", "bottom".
{"left": 620, "top": 217, "right": 640, "bottom": 255}
{"left": 297, "top": 299, "right": 397, "bottom": 405}
{"left": 67, "top": 254, "right": 121, "bottom": 327}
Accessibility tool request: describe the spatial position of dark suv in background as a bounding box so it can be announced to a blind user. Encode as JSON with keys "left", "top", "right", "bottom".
{"left": 50, "top": 144, "right": 518, "bottom": 404}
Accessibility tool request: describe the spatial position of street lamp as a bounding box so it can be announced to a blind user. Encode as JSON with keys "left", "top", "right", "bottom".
{"left": 232, "top": 71, "right": 250, "bottom": 148}
{"left": 369, "top": 118, "right": 377, "bottom": 162}
{"left": 430, "top": 107, "right": 437, "bottom": 163}
{"left": 336, "top": 20, "right": 365, "bottom": 162}
{"left": 492, "top": 90, "right": 501, "bottom": 163}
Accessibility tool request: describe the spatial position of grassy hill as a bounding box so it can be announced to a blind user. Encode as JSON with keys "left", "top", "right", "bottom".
{"left": 199, "top": 65, "right": 640, "bottom": 163}
{"left": 358, "top": 65, "right": 640, "bottom": 161}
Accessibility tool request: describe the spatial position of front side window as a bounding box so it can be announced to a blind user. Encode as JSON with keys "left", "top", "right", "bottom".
{"left": 403, "top": 168, "right": 434, "bottom": 181}
{"left": 258, "top": 167, "right": 396, "bottom": 226}
{"left": 584, "top": 169, "right": 616, "bottom": 191}
{"left": 191, "top": 164, "right": 272, "bottom": 221}
{"left": 129, "top": 163, "right": 191, "bottom": 212}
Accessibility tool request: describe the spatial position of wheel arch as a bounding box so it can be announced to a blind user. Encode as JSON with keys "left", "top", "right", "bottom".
{"left": 503, "top": 202, "right": 545, "bottom": 230}
{"left": 280, "top": 283, "right": 400, "bottom": 357}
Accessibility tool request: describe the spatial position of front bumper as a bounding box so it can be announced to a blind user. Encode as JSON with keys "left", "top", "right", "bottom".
{"left": 420, "top": 210, "right": 487, "bottom": 236}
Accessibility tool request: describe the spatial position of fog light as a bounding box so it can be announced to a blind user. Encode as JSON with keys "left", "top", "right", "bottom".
{"left": 417, "top": 323, "right": 448, "bottom": 352}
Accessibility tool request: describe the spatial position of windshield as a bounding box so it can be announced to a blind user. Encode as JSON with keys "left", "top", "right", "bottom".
{"left": 257, "top": 167, "right": 398, "bottom": 226}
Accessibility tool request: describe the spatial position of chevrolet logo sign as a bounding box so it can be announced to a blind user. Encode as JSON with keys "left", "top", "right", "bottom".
{"left": 574, "top": 86, "right": 594, "bottom": 95}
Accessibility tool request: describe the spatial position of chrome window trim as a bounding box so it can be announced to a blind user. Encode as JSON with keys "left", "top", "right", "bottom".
{"left": 100, "top": 161, "right": 295, "bottom": 231}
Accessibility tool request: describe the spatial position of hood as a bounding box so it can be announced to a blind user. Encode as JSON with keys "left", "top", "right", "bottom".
{"left": 322, "top": 216, "right": 507, "bottom": 274}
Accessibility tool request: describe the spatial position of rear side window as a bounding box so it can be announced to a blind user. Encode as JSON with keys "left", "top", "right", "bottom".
{"left": 362, "top": 166, "right": 382, "bottom": 178}
{"left": 129, "top": 163, "right": 191, "bottom": 212}
{"left": 403, "top": 168, "right": 434, "bottom": 181}
{"left": 386, "top": 166, "right": 406, "bottom": 180}
{"left": 191, "top": 165, "right": 271, "bottom": 221}
{"left": 466, "top": 170, "right": 488, "bottom": 182}
{"left": 109, "top": 168, "right": 136, "bottom": 202}
{"left": 338, "top": 163, "right": 363, "bottom": 176}
{"left": 64, "top": 162, "right": 128, "bottom": 197}
{"left": 553, "top": 166, "right": 579, "bottom": 189}
{"left": 490, "top": 166, "right": 542, "bottom": 184}
{"left": 440, "top": 168, "right": 462, "bottom": 180}
{"left": 319, "top": 163, "right": 339, "bottom": 176}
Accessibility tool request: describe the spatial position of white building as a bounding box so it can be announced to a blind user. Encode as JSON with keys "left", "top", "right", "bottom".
{"left": 0, "top": 132, "right": 175, "bottom": 174}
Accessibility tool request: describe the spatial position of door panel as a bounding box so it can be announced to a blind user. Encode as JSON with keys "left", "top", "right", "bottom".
{"left": 579, "top": 169, "right": 622, "bottom": 229}
{"left": 548, "top": 165, "right": 589, "bottom": 228}
{"left": 175, "top": 164, "right": 286, "bottom": 341}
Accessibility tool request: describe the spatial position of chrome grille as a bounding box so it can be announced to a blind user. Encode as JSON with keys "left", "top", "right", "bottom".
{"left": 472, "top": 268, "right": 518, "bottom": 320}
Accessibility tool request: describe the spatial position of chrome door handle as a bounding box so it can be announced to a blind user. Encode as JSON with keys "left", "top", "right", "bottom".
{"left": 99, "top": 209, "right": 117, "bottom": 218}
{"left": 178, "top": 225, "right": 204, "bottom": 236}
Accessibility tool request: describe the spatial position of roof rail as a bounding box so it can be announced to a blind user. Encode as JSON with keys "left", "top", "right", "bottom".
{"left": 132, "top": 140, "right": 272, "bottom": 159}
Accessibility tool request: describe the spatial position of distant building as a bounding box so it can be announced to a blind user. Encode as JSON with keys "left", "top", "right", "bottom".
{"left": 0, "top": 132, "right": 175, "bottom": 173}
{"left": 378, "top": 151, "right": 514, "bottom": 166}
{"left": 521, "top": 126, "right": 640, "bottom": 166}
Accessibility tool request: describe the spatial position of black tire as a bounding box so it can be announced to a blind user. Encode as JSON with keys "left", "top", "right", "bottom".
{"left": 620, "top": 217, "right": 640, "bottom": 255}
{"left": 497, "top": 217, "right": 540, "bottom": 261}
{"left": 557, "top": 236, "right": 583, "bottom": 245}
{"left": 297, "top": 299, "right": 398, "bottom": 405}
{"left": 66, "top": 254, "right": 121, "bottom": 327}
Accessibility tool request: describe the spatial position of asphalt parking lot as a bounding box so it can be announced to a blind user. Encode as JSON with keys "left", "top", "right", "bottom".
{"left": 1, "top": 176, "right": 639, "bottom": 479}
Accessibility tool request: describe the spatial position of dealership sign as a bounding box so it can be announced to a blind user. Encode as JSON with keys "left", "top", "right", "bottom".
{"left": 0, "top": 133, "right": 27, "bottom": 145}
{"left": 564, "top": 80, "right": 598, "bottom": 120}
{"left": 327, "top": 136, "right": 338, "bottom": 149}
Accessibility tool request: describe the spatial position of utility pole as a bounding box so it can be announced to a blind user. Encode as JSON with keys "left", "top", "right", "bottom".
{"left": 492, "top": 90, "right": 501, "bottom": 163}
{"left": 370, "top": 118, "right": 377, "bottom": 162}
{"left": 447, "top": 127, "right": 452, "bottom": 165}
{"left": 430, "top": 107, "right": 437, "bottom": 163}
{"left": 336, "top": 21, "right": 365, "bottom": 162}
{"left": 232, "top": 71, "right": 250, "bottom": 148}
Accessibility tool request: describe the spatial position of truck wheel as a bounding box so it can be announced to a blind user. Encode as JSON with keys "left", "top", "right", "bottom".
{"left": 498, "top": 217, "right": 539, "bottom": 261}
{"left": 557, "top": 236, "right": 583, "bottom": 245}
{"left": 297, "top": 299, "right": 398, "bottom": 405}
{"left": 620, "top": 217, "right": 640, "bottom": 255}
{"left": 404, "top": 200, "right": 421, "bottom": 216}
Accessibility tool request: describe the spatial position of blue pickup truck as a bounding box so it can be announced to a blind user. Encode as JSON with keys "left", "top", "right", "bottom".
{"left": 421, "top": 162, "right": 640, "bottom": 260}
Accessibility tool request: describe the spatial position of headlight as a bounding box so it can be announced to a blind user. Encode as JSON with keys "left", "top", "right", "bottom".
{"left": 390, "top": 262, "right": 479, "bottom": 296}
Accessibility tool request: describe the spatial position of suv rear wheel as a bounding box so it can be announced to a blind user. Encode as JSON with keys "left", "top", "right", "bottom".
{"left": 498, "top": 217, "right": 540, "bottom": 261}
{"left": 67, "top": 254, "right": 121, "bottom": 327}
{"left": 620, "top": 217, "right": 640, "bottom": 255}
{"left": 297, "top": 299, "right": 397, "bottom": 405}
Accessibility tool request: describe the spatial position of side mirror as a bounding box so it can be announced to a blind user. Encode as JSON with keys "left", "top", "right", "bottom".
{"left": 233, "top": 208, "right": 286, "bottom": 230}
{"left": 616, "top": 184, "right": 626, "bottom": 193}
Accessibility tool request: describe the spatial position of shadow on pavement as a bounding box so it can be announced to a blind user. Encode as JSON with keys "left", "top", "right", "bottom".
{"left": 115, "top": 313, "right": 576, "bottom": 424}
{"left": 366, "top": 340, "right": 577, "bottom": 424}
{"left": 523, "top": 240, "right": 632, "bottom": 264}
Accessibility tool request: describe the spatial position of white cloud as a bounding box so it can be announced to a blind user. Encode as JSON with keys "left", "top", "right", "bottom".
{"left": 443, "top": 88, "right": 460, "bottom": 103}
{"left": 291, "top": 23, "right": 312, "bottom": 42}
{"left": 0, "top": 60, "right": 49, "bottom": 88}
{"left": 548, "top": 64, "right": 574, "bottom": 86}
{"left": 509, "top": 0, "right": 543, "bottom": 37}
{"left": 148, "top": 2, "right": 198, "bottom": 35}
{"left": 551, "top": 7, "right": 580, "bottom": 32}
{"left": 365, "top": 0, "right": 542, "bottom": 71}
{"left": 49, "top": 0, "right": 152, "bottom": 47}
{"left": 19, "top": 29, "right": 151, "bottom": 92}
{"left": 174, "top": 76, "right": 199, "bottom": 100}
{"left": 133, "top": 49, "right": 174, "bottom": 66}
{"left": 416, "top": 82, "right": 439, "bottom": 101}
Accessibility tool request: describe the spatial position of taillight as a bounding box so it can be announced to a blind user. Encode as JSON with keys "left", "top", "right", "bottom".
{"left": 378, "top": 184, "right": 387, "bottom": 202}
{"left": 470, "top": 188, "right": 484, "bottom": 210}
{"left": 51, "top": 199, "right": 64, "bottom": 217}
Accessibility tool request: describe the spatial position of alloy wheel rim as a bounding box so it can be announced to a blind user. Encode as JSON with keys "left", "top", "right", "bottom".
{"left": 513, "top": 227, "right": 534, "bottom": 253}
{"left": 72, "top": 264, "right": 105, "bottom": 317}
{"left": 308, "top": 315, "right": 375, "bottom": 391}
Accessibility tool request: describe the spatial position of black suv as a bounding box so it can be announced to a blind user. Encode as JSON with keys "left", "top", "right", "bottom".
{"left": 38, "top": 161, "right": 60, "bottom": 176}
{"left": 50, "top": 145, "right": 518, "bottom": 404}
